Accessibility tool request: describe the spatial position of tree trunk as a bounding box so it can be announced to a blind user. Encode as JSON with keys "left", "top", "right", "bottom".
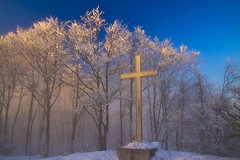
{"left": 38, "top": 107, "right": 45, "bottom": 155}
{"left": 165, "top": 125, "right": 169, "bottom": 150}
{"left": 70, "top": 74, "right": 80, "bottom": 153}
{"left": 0, "top": 102, "right": 3, "bottom": 148}
{"left": 147, "top": 79, "right": 153, "bottom": 141}
{"left": 180, "top": 81, "right": 185, "bottom": 150}
{"left": 4, "top": 104, "right": 9, "bottom": 146}
{"left": 43, "top": 107, "right": 50, "bottom": 158}
{"left": 98, "top": 122, "right": 103, "bottom": 150}
{"left": 129, "top": 56, "right": 134, "bottom": 141}
{"left": 3, "top": 77, "right": 16, "bottom": 146}
{"left": 198, "top": 75, "right": 206, "bottom": 154}
{"left": 28, "top": 105, "right": 37, "bottom": 155}
{"left": 129, "top": 78, "right": 133, "bottom": 141}
{"left": 43, "top": 79, "right": 51, "bottom": 158}
{"left": 176, "top": 129, "right": 179, "bottom": 150}
{"left": 25, "top": 91, "right": 34, "bottom": 155}
{"left": 119, "top": 80, "right": 123, "bottom": 146}
{"left": 103, "top": 63, "right": 109, "bottom": 150}
{"left": 11, "top": 85, "right": 24, "bottom": 145}
{"left": 98, "top": 106, "right": 107, "bottom": 151}
{"left": 70, "top": 114, "right": 77, "bottom": 153}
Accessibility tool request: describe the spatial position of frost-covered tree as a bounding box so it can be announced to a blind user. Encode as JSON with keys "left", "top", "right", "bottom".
{"left": 145, "top": 39, "right": 199, "bottom": 150}
{"left": 16, "top": 17, "right": 66, "bottom": 157}
{"left": 5, "top": 32, "right": 40, "bottom": 155}
{"left": 191, "top": 72, "right": 212, "bottom": 153}
{"left": 67, "top": 7, "right": 130, "bottom": 151}
{"left": 0, "top": 33, "right": 19, "bottom": 154}
{"left": 217, "top": 60, "right": 240, "bottom": 154}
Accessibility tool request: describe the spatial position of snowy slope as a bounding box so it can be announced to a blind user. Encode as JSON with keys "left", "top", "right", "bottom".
{"left": 152, "top": 149, "right": 239, "bottom": 160}
{"left": 1, "top": 150, "right": 239, "bottom": 160}
{"left": 0, "top": 150, "right": 239, "bottom": 160}
{"left": 0, "top": 141, "right": 239, "bottom": 160}
{"left": 0, "top": 151, "right": 117, "bottom": 160}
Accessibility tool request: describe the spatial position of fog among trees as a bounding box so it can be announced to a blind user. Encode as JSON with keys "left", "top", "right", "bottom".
{"left": 0, "top": 7, "right": 239, "bottom": 158}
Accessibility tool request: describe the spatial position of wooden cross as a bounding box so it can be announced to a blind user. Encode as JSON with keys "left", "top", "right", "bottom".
{"left": 120, "top": 55, "right": 158, "bottom": 142}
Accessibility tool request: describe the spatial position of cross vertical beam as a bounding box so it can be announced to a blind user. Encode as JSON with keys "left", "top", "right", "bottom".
{"left": 120, "top": 55, "right": 158, "bottom": 142}
{"left": 135, "top": 55, "right": 142, "bottom": 143}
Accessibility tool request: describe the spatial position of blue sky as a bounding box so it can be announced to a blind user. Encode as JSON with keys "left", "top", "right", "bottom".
{"left": 0, "top": 0, "right": 239, "bottom": 85}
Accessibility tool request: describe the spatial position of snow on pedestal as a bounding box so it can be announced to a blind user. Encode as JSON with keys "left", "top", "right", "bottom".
{"left": 117, "top": 141, "right": 160, "bottom": 160}
{"left": 122, "top": 140, "right": 160, "bottom": 149}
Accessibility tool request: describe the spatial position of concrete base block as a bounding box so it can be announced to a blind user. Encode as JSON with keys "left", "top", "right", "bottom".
{"left": 117, "top": 147, "right": 158, "bottom": 160}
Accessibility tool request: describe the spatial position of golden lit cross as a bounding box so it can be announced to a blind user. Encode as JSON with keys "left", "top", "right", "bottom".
{"left": 120, "top": 55, "right": 158, "bottom": 142}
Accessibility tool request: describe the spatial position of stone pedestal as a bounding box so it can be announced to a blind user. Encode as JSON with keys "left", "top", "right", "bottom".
{"left": 117, "top": 147, "right": 158, "bottom": 160}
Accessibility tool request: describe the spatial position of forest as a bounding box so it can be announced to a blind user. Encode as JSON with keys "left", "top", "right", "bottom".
{"left": 0, "top": 7, "right": 239, "bottom": 158}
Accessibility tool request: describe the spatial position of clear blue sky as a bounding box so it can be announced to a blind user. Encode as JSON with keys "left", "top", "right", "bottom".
{"left": 1, "top": 0, "right": 240, "bottom": 85}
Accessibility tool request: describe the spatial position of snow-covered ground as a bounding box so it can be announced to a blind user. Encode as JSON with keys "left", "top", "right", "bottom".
{"left": 0, "top": 141, "right": 239, "bottom": 160}
{"left": 0, "top": 151, "right": 116, "bottom": 160}
{"left": 152, "top": 150, "right": 239, "bottom": 160}
{"left": 1, "top": 150, "right": 239, "bottom": 160}
{"left": 0, "top": 150, "right": 239, "bottom": 160}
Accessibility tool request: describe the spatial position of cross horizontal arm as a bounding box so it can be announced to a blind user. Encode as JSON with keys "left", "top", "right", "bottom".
{"left": 140, "top": 70, "right": 158, "bottom": 77}
{"left": 120, "top": 70, "right": 158, "bottom": 79}
{"left": 120, "top": 72, "right": 137, "bottom": 79}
